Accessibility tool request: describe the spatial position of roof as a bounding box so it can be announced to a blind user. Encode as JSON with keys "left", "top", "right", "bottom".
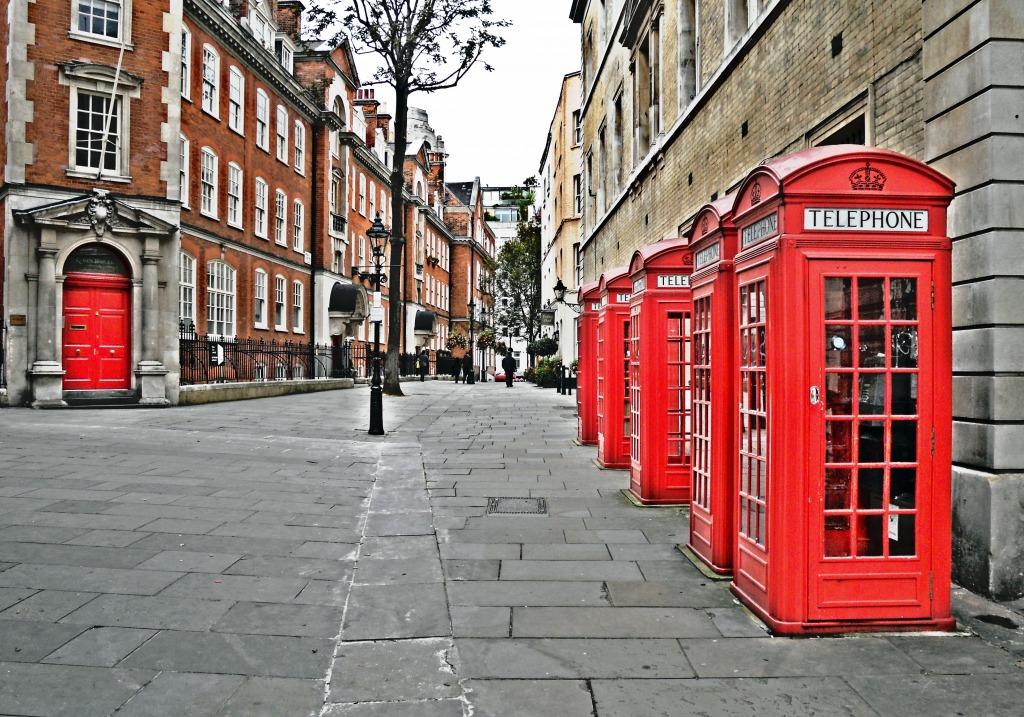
{"left": 447, "top": 182, "right": 474, "bottom": 206}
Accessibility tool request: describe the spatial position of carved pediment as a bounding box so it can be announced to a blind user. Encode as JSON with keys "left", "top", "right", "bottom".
{"left": 14, "top": 189, "right": 176, "bottom": 238}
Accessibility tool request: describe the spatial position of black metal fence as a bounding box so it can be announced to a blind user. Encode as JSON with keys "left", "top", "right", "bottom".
{"left": 178, "top": 324, "right": 461, "bottom": 386}
{"left": 0, "top": 320, "right": 6, "bottom": 388}
{"left": 179, "top": 323, "right": 369, "bottom": 385}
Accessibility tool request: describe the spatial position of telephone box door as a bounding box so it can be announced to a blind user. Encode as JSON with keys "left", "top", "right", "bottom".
{"left": 809, "top": 262, "right": 934, "bottom": 620}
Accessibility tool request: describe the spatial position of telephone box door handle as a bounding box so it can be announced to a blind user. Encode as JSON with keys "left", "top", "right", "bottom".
{"left": 810, "top": 386, "right": 820, "bottom": 405}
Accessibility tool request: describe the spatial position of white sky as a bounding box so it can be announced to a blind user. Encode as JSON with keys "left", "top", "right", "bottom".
{"left": 360, "top": 1, "right": 581, "bottom": 187}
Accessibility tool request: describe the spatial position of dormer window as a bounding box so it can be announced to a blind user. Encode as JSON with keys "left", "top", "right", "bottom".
{"left": 249, "top": 3, "right": 275, "bottom": 49}
{"left": 275, "top": 37, "right": 294, "bottom": 74}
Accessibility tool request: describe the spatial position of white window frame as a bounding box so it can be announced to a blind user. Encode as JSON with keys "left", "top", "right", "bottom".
{"left": 369, "top": 181, "right": 376, "bottom": 218}
{"left": 254, "top": 268, "right": 268, "bottom": 328}
{"left": 293, "top": 120, "right": 305, "bottom": 173}
{"left": 71, "top": 0, "right": 132, "bottom": 48}
{"left": 254, "top": 178, "right": 268, "bottom": 238}
{"left": 201, "top": 44, "right": 219, "bottom": 117}
{"left": 274, "top": 274, "right": 287, "bottom": 330}
{"left": 200, "top": 147, "right": 218, "bottom": 218}
{"left": 256, "top": 89, "right": 270, "bottom": 150}
{"left": 379, "top": 190, "right": 387, "bottom": 224}
{"left": 274, "top": 189, "right": 287, "bottom": 245}
{"left": 179, "top": 134, "right": 189, "bottom": 207}
{"left": 180, "top": 25, "right": 191, "bottom": 99}
{"left": 228, "top": 67, "right": 244, "bottom": 134}
{"left": 60, "top": 63, "right": 142, "bottom": 181}
{"left": 276, "top": 105, "right": 288, "bottom": 162}
{"left": 292, "top": 281, "right": 304, "bottom": 333}
{"left": 227, "top": 162, "right": 243, "bottom": 228}
{"left": 292, "top": 199, "right": 304, "bottom": 252}
{"left": 206, "top": 260, "right": 236, "bottom": 337}
{"left": 359, "top": 173, "right": 366, "bottom": 216}
{"left": 179, "top": 251, "right": 195, "bottom": 327}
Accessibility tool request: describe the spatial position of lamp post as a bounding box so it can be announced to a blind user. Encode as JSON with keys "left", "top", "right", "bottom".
{"left": 553, "top": 278, "right": 583, "bottom": 314}
{"left": 366, "top": 214, "right": 389, "bottom": 435}
{"left": 466, "top": 300, "right": 476, "bottom": 384}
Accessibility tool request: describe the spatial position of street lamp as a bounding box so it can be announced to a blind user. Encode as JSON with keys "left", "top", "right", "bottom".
{"left": 366, "top": 214, "right": 389, "bottom": 435}
{"left": 466, "top": 300, "right": 476, "bottom": 384}
{"left": 553, "top": 278, "right": 583, "bottom": 314}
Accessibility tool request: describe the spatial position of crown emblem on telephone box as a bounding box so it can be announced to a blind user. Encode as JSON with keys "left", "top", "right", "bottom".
{"left": 850, "top": 163, "right": 886, "bottom": 191}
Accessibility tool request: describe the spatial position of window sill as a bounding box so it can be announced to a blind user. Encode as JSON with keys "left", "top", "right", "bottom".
{"left": 200, "top": 210, "right": 219, "bottom": 220}
{"left": 67, "top": 169, "right": 131, "bottom": 183}
{"left": 255, "top": 322, "right": 268, "bottom": 330}
{"left": 228, "top": 221, "right": 243, "bottom": 231}
{"left": 67, "top": 31, "right": 135, "bottom": 52}
{"left": 229, "top": 125, "right": 245, "bottom": 137}
{"left": 255, "top": 232, "right": 268, "bottom": 241}
{"left": 202, "top": 107, "right": 221, "bottom": 121}
{"left": 294, "top": 167, "right": 305, "bottom": 177}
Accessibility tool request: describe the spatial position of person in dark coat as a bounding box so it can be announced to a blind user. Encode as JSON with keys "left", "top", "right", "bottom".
{"left": 501, "top": 351, "right": 517, "bottom": 388}
{"left": 418, "top": 350, "right": 429, "bottom": 381}
{"left": 452, "top": 354, "right": 462, "bottom": 383}
{"left": 462, "top": 352, "right": 473, "bottom": 383}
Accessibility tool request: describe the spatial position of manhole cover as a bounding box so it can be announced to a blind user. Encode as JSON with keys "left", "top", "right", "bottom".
{"left": 487, "top": 497, "right": 548, "bottom": 515}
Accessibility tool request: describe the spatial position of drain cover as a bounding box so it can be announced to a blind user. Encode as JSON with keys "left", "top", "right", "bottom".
{"left": 487, "top": 497, "right": 548, "bottom": 515}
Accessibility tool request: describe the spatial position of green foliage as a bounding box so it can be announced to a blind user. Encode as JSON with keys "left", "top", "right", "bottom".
{"left": 528, "top": 336, "right": 558, "bottom": 357}
{"left": 494, "top": 217, "right": 542, "bottom": 347}
{"left": 523, "top": 365, "right": 536, "bottom": 383}
{"left": 569, "top": 358, "right": 579, "bottom": 373}
{"left": 530, "top": 356, "right": 560, "bottom": 388}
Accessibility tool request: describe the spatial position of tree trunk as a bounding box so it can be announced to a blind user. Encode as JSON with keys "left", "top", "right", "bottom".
{"left": 383, "top": 79, "right": 410, "bottom": 396}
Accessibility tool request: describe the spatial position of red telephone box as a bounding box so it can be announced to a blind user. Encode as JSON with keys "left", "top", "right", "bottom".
{"left": 576, "top": 280, "right": 602, "bottom": 445}
{"left": 687, "top": 196, "right": 739, "bottom": 572}
{"left": 728, "top": 145, "right": 954, "bottom": 634}
{"left": 596, "top": 267, "right": 633, "bottom": 470}
{"left": 627, "top": 239, "right": 695, "bottom": 504}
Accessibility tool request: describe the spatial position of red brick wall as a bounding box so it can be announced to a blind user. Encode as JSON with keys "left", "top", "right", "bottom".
{"left": 24, "top": 0, "right": 170, "bottom": 196}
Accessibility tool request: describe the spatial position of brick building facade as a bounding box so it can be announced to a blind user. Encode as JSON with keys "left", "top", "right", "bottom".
{"left": 568, "top": 0, "right": 1024, "bottom": 599}
{"left": 0, "top": 0, "right": 484, "bottom": 402}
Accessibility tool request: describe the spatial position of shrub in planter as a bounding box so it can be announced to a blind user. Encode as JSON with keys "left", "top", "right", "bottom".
{"left": 531, "top": 356, "right": 560, "bottom": 388}
{"left": 528, "top": 336, "right": 558, "bottom": 357}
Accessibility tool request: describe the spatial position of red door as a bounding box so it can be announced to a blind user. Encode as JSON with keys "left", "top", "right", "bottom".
{"left": 808, "top": 262, "right": 933, "bottom": 621}
{"left": 62, "top": 274, "right": 132, "bottom": 390}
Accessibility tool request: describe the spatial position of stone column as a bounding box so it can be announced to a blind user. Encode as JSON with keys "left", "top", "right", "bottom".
{"left": 29, "top": 229, "right": 66, "bottom": 407}
{"left": 135, "top": 239, "right": 169, "bottom": 405}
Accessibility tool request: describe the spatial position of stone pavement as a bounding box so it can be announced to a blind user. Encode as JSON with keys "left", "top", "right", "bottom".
{"left": 1, "top": 381, "right": 1023, "bottom": 717}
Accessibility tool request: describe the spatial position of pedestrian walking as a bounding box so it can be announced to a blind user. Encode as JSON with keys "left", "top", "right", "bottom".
{"left": 418, "top": 350, "right": 429, "bottom": 382}
{"left": 452, "top": 355, "right": 463, "bottom": 383}
{"left": 501, "top": 351, "right": 517, "bottom": 388}
{"left": 462, "top": 353, "right": 473, "bottom": 383}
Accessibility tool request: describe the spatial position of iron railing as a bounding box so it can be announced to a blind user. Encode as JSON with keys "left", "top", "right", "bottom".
{"left": 179, "top": 322, "right": 368, "bottom": 385}
{"left": 0, "top": 320, "right": 6, "bottom": 388}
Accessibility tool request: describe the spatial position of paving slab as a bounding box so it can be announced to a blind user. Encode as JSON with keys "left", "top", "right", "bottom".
{"left": 111, "top": 671, "right": 243, "bottom": 717}
{"left": 159, "top": 572, "right": 308, "bottom": 602}
{"left": 680, "top": 636, "right": 924, "bottom": 678}
{"left": 213, "top": 601, "right": 344, "bottom": 637}
{"left": 218, "top": 676, "right": 323, "bottom": 717}
{"left": 512, "top": 607, "right": 721, "bottom": 638}
{"left": 605, "top": 579, "right": 736, "bottom": 608}
{"left": 0, "top": 563, "right": 182, "bottom": 595}
{"left": 60, "top": 594, "right": 234, "bottom": 631}
{"left": 0, "top": 620, "right": 88, "bottom": 662}
{"left": 847, "top": 673, "right": 1024, "bottom": 717}
{"left": 462, "top": 679, "right": 594, "bottom": 717}
{"left": 0, "top": 589, "right": 98, "bottom": 622}
{"left": 326, "top": 638, "right": 461, "bottom": 703}
{"left": 342, "top": 583, "right": 450, "bottom": 640}
{"left": 499, "top": 559, "right": 643, "bottom": 581}
{"left": 592, "top": 677, "right": 878, "bottom": 717}
{"left": 451, "top": 606, "right": 510, "bottom": 637}
{"left": 120, "top": 629, "right": 333, "bottom": 678}
{"left": 0, "top": 663, "right": 157, "bottom": 717}
{"left": 354, "top": 557, "right": 444, "bottom": 585}
{"left": 41, "top": 626, "right": 159, "bottom": 667}
{"left": 322, "top": 700, "right": 466, "bottom": 717}
{"left": 448, "top": 580, "right": 609, "bottom": 607}
{"left": 455, "top": 637, "right": 695, "bottom": 679}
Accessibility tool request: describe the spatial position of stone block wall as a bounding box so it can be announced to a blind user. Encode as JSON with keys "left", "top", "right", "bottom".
{"left": 925, "top": 0, "right": 1024, "bottom": 599}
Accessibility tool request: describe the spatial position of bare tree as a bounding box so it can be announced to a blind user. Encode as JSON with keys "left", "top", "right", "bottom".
{"left": 307, "top": 0, "right": 508, "bottom": 395}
